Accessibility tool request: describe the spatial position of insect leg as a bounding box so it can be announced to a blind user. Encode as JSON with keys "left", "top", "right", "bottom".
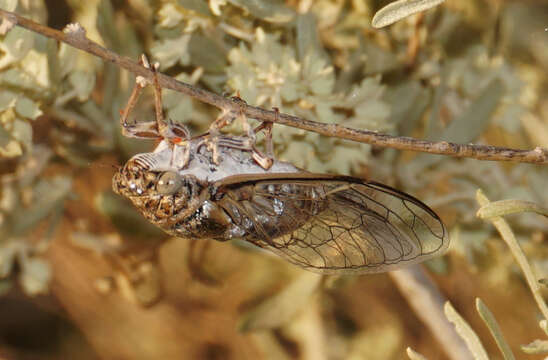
{"left": 254, "top": 119, "right": 274, "bottom": 158}
{"left": 149, "top": 60, "right": 168, "bottom": 137}
{"left": 143, "top": 56, "right": 191, "bottom": 167}
{"left": 248, "top": 108, "right": 277, "bottom": 168}
{"left": 204, "top": 134, "right": 273, "bottom": 169}
{"left": 231, "top": 99, "right": 276, "bottom": 168}
{"left": 119, "top": 55, "right": 190, "bottom": 142}
{"left": 250, "top": 147, "right": 273, "bottom": 169}
{"left": 148, "top": 60, "right": 191, "bottom": 142}
{"left": 119, "top": 59, "right": 160, "bottom": 139}
{"left": 235, "top": 97, "right": 256, "bottom": 143}
{"left": 205, "top": 100, "right": 238, "bottom": 164}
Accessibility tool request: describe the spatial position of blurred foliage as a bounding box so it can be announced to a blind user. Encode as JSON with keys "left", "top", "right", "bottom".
{"left": 0, "top": 0, "right": 547, "bottom": 359}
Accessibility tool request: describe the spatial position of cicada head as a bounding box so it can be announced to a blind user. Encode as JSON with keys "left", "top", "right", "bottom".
{"left": 112, "top": 152, "right": 203, "bottom": 226}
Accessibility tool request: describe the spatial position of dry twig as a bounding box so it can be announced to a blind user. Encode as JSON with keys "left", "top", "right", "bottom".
{"left": 1, "top": 9, "right": 546, "bottom": 165}
{"left": 390, "top": 267, "right": 474, "bottom": 360}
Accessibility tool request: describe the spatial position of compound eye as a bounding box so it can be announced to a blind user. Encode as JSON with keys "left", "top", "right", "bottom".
{"left": 156, "top": 171, "right": 183, "bottom": 195}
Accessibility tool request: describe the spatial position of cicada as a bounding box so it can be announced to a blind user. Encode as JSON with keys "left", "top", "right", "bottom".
{"left": 112, "top": 59, "right": 449, "bottom": 274}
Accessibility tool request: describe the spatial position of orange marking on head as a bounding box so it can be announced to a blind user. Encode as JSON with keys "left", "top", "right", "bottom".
{"left": 172, "top": 137, "right": 182, "bottom": 144}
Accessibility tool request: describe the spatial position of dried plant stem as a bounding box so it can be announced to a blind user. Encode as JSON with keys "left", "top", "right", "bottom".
{"left": 477, "top": 199, "right": 548, "bottom": 219}
{"left": 390, "top": 267, "right": 474, "bottom": 360}
{"left": 1, "top": 9, "right": 547, "bottom": 165}
{"left": 444, "top": 301, "right": 489, "bottom": 360}
{"left": 476, "top": 190, "right": 548, "bottom": 321}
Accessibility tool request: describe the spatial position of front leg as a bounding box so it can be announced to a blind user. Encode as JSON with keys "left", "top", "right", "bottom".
{"left": 148, "top": 61, "right": 192, "bottom": 167}
{"left": 119, "top": 55, "right": 192, "bottom": 144}
{"left": 121, "top": 55, "right": 193, "bottom": 168}
{"left": 251, "top": 116, "right": 275, "bottom": 169}
{"left": 148, "top": 59, "right": 191, "bottom": 143}
{"left": 119, "top": 61, "right": 161, "bottom": 139}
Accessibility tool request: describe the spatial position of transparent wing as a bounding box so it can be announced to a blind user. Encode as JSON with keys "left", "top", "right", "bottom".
{"left": 217, "top": 175, "right": 449, "bottom": 274}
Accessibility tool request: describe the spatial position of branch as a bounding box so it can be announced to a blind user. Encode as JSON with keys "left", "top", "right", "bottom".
{"left": 1, "top": 9, "right": 547, "bottom": 165}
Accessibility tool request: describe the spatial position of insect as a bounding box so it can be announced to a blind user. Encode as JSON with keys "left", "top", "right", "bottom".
{"left": 112, "top": 58, "right": 449, "bottom": 274}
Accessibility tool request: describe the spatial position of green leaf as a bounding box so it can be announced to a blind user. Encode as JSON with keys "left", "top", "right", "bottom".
{"left": 0, "top": 90, "right": 17, "bottom": 111}
{"left": 385, "top": 80, "right": 431, "bottom": 135}
{"left": 188, "top": 34, "right": 227, "bottom": 72}
{"left": 0, "top": 26, "right": 34, "bottom": 68}
{"left": 372, "top": 0, "right": 446, "bottom": 28}
{"left": 238, "top": 271, "right": 322, "bottom": 331}
{"left": 0, "top": 0, "right": 18, "bottom": 12}
{"left": 228, "top": 0, "right": 294, "bottom": 23}
{"left": 407, "top": 347, "right": 429, "bottom": 360}
{"left": 151, "top": 34, "right": 192, "bottom": 69}
{"left": 19, "top": 49, "right": 49, "bottom": 88}
{"left": 444, "top": 301, "right": 489, "bottom": 360}
{"left": 15, "top": 96, "right": 42, "bottom": 120}
{"left": 178, "top": 0, "right": 211, "bottom": 15}
{"left": 0, "top": 241, "right": 18, "bottom": 277}
{"left": 476, "top": 298, "right": 516, "bottom": 360}
{"left": 0, "top": 139, "right": 22, "bottom": 157}
{"left": 540, "top": 320, "right": 548, "bottom": 337}
{"left": 69, "top": 70, "right": 96, "bottom": 101}
{"left": 0, "top": 68, "right": 41, "bottom": 90}
{"left": 11, "top": 117, "right": 32, "bottom": 150}
{"left": 296, "top": 13, "right": 324, "bottom": 62}
{"left": 302, "top": 53, "right": 334, "bottom": 96}
{"left": 19, "top": 257, "right": 51, "bottom": 296}
{"left": 521, "top": 339, "right": 548, "bottom": 354}
{"left": 476, "top": 190, "right": 548, "bottom": 321}
{"left": 477, "top": 199, "right": 548, "bottom": 219}
{"left": 158, "top": 3, "right": 184, "bottom": 27}
{"left": 10, "top": 176, "right": 72, "bottom": 235}
{"left": 439, "top": 79, "right": 505, "bottom": 144}
{"left": 0, "top": 124, "right": 11, "bottom": 147}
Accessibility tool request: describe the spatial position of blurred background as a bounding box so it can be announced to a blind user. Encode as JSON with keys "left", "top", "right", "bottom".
{"left": 0, "top": 0, "right": 547, "bottom": 359}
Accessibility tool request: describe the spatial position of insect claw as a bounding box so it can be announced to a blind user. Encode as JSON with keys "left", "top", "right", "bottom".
{"left": 208, "top": 141, "right": 221, "bottom": 165}
{"left": 230, "top": 94, "right": 246, "bottom": 106}
{"left": 251, "top": 147, "right": 273, "bottom": 170}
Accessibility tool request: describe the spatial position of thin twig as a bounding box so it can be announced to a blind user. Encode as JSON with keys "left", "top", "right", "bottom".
{"left": 1, "top": 9, "right": 547, "bottom": 165}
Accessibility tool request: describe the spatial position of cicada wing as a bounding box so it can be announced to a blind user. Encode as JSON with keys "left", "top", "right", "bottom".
{"left": 217, "top": 175, "right": 449, "bottom": 274}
